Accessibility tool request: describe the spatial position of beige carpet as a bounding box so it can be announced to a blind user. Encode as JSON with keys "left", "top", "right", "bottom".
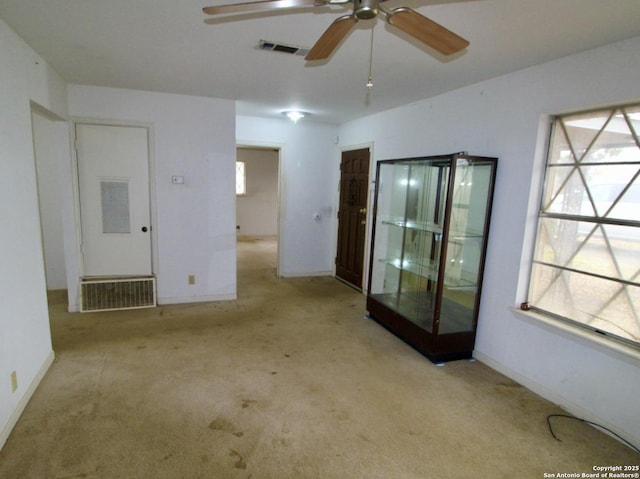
{"left": 0, "top": 237, "right": 637, "bottom": 478}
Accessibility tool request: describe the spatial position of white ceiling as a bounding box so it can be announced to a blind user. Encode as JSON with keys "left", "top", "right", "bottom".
{"left": 2, "top": 0, "right": 640, "bottom": 124}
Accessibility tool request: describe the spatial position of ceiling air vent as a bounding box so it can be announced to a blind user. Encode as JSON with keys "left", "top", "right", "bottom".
{"left": 257, "top": 39, "right": 309, "bottom": 57}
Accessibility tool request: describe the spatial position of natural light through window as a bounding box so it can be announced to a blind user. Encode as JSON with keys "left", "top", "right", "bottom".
{"left": 236, "top": 161, "right": 246, "bottom": 196}
{"left": 528, "top": 103, "right": 640, "bottom": 349}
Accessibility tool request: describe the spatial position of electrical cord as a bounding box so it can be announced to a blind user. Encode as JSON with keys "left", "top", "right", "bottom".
{"left": 546, "top": 414, "right": 640, "bottom": 454}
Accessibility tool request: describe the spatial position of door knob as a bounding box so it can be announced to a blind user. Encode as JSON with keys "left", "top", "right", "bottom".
{"left": 141, "top": 226, "right": 148, "bottom": 233}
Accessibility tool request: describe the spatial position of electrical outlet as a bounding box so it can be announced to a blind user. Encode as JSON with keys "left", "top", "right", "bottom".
{"left": 10, "top": 371, "right": 17, "bottom": 393}
{"left": 188, "top": 275, "right": 195, "bottom": 285}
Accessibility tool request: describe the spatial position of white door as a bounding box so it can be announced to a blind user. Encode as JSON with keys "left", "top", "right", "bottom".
{"left": 76, "top": 123, "right": 152, "bottom": 277}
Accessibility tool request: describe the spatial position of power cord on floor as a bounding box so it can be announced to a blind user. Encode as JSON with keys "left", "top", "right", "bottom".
{"left": 546, "top": 414, "right": 640, "bottom": 454}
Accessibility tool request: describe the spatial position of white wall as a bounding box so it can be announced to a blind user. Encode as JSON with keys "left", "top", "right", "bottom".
{"left": 67, "top": 85, "right": 237, "bottom": 306}
{"left": 339, "top": 36, "right": 640, "bottom": 446}
{"left": 236, "top": 148, "right": 279, "bottom": 237}
{"left": 0, "top": 17, "right": 67, "bottom": 449}
{"left": 236, "top": 117, "right": 339, "bottom": 277}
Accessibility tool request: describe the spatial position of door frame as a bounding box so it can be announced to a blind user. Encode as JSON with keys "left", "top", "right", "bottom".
{"left": 236, "top": 139, "right": 284, "bottom": 277}
{"left": 332, "top": 142, "right": 375, "bottom": 292}
{"left": 70, "top": 118, "right": 159, "bottom": 278}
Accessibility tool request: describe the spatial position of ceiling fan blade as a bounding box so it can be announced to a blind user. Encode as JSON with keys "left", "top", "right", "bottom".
{"left": 305, "top": 14, "right": 357, "bottom": 61}
{"left": 203, "top": 0, "right": 320, "bottom": 16}
{"left": 386, "top": 8, "right": 469, "bottom": 55}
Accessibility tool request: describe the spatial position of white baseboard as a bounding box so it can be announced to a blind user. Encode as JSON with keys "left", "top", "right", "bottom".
{"left": 157, "top": 293, "right": 236, "bottom": 305}
{"left": 0, "top": 350, "right": 55, "bottom": 451}
{"left": 473, "top": 350, "right": 640, "bottom": 450}
{"left": 280, "top": 271, "right": 332, "bottom": 278}
{"left": 237, "top": 235, "right": 277, "bottom": 240}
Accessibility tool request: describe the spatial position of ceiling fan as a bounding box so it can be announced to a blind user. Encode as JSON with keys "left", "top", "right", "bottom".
{"left": 202, "top": 0, "right": 469, "bottom": 61}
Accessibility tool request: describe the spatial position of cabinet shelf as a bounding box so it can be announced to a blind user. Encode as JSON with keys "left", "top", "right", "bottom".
{"left": 379, "top": 217, "right": 484, "bottom": 239}
{"left": 366, "top": 153, "right": 497, "bottom": 363}
{"left": 378, "top": 257, "right": 478, "bottom": 290}
{"left": 380, "top": 217, "right": 443, "bottom": 234}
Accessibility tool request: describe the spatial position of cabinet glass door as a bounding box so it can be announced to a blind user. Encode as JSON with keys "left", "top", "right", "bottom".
{"left": 368, "top": 162, "right": 409, "bottom": 305}
{"left": 369, "top": 158, "right": 450, "bottom": 333}
{"left": 439, "top": 159, "right": 494, "bottom": 334}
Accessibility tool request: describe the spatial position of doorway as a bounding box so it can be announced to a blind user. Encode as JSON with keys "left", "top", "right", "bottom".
{"left": 31, "top": 105, "right": 69, "bottom": 291}
{"left": 335, "top": 147, "right": 371, "bottom": 290}
{"left": 235, "top": 146, "right": 280, "bottom": 278}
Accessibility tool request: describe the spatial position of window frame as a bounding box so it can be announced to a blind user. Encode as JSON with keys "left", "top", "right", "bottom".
{"left": 235, "top": 161, "right": 246, "bottom": 196}
{"left": 526, "top": 103, "right": 640, "bottom": 351}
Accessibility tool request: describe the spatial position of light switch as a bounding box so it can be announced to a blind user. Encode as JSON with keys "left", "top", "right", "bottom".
{"left": 172, "top": 175, "right": 184, "bottom": 185}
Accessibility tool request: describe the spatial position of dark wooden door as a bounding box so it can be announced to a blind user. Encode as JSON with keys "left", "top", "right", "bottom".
{"left": 336, "top": 148, "right": 370, "bottom": 289}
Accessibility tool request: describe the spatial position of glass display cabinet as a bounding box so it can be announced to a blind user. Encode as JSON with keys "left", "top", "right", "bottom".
{"left": 366, "top": 153, "right": 497, "bottom": 362}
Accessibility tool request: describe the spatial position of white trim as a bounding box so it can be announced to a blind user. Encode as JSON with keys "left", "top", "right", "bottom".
{"left": 0, "top": 351, "right": 55, "bottom": 450}
{"left": 30, "top": 100, "right": 66, "bottom": 122}
{"left": 280, "top": 270, "right": 333, "bottom": 278}
{"left": 515, "top": 114, "right": 552, "bottom": 303}
{"left": 237, "top": 235, "right": 278, "bottom": 241}
{"left": 147, "top": 124, "right": 160, "bottom": 276}
{"left": 473, "top": 349, "right": 640, "bottom": 450}
{"left": 157, "top": 293, "right": 236, "bottom": 305}
{"left": 67, "top": 120, "right": 83, "bottom": 302}
{"left": 69, "top": 117, "right": 159, "bottom": 278}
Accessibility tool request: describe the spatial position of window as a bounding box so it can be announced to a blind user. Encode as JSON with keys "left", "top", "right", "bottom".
{"left": 236, "top": 161, "right": 246, "bottom": 195}
{"left": 100, "top": 180, "right": 130, "bottom": 234}
{"left": 528, "top": 103, "right": 640, "bottom": 349}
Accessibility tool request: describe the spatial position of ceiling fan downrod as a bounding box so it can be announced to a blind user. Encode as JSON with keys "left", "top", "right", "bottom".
{"left": 354, "top": 0, "right": 379, "bottom": 20}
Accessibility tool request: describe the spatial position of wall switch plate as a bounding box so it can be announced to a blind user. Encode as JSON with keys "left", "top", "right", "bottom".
{"left": 10, "top": 371, "right": 17, "bottom": 393}
{"left": 172, "top": 175, "right": 184, "bottom": 184}
{"left": 188, "top": 275, "right": 195, "bottom": 285}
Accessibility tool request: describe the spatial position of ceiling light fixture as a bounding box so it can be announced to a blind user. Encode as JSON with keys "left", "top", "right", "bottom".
{"left": 282, "top": 111, "right": 309, "bottom": 123}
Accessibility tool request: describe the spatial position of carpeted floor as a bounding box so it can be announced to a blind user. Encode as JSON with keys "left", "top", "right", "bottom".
{"left": 0, "top": 237, "right": 637, "bottom": 478}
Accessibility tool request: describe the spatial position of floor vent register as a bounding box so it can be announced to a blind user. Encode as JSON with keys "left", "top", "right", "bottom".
{"left": 80, "top": 276, "right": 156, "bottom": 312}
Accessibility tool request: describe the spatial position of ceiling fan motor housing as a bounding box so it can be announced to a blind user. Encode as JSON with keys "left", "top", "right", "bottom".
{"left": 354, "top": 0, "right": 379, "bottom": 19}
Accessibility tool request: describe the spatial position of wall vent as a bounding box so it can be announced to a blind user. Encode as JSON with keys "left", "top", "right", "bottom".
{"left": 80, "top": 276, "right": 156, "bottom": 312}
{"left": 257, "top": 39, "right": 310, "bottom": 57}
